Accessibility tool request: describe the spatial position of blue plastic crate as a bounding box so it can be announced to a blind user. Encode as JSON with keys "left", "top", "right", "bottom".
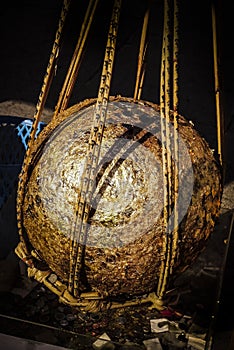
{"left": 0, "top": 116, "right": 46, "bottom": 259}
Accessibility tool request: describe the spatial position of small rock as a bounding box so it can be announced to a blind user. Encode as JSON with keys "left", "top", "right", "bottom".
{"left": 92, "top": 332, "right": 115, "bottom": 350}
{"left": 150, "top": 318, "right": 169, "bottom": 333}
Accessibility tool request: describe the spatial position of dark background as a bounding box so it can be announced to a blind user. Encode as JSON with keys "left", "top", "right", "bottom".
{"left": 0, "top": 0, "right": 233, "bottom": 183}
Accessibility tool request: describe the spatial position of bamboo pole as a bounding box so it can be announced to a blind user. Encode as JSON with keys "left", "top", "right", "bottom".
{"left": 211, "top": 1, "right": 225, "bottom": 170}
{"left": 136, "top": 44, "right": 147, "bottom": 100}
{"left": 134, "top": 2, "right": 150, "bottom": 100}
{"left": 171, "top": 0, "right": 179, "bottom": 272}
{"left": 157, "top": 0, "right": 179, "bottom": 299}
{"left": 68, "top": 0, "right": 122, "bottom": 297}
{"left": 53, "top": 0, "right": 99, "bottom": 118}
{"left": 157, "top": 0, "right": 171, "bottom": 299}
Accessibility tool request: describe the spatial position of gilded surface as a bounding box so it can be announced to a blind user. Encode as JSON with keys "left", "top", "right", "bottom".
{"left": 21, "top": 97, "right": 222, "bottom": 297}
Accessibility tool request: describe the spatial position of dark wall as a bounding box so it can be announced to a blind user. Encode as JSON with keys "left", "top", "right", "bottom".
{"left": 0, "top": 0, "right": 233, "bottom": 181}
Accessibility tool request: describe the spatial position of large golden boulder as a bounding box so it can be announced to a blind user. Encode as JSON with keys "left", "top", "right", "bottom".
{"left": 20, "top": 97, "right": 222, "bottom": 298}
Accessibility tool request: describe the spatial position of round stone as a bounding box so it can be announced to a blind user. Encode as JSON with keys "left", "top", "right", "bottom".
{"left": 20, "top": 96, "right": 222, "bottom": 297}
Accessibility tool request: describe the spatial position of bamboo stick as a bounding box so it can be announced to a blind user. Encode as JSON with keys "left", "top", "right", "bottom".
{"left": 157, "top": 0, "right": 179, "bottom": 299}
{"left": 171, "top": 0, "right": 179, "bottom": 272}
{"left": 134, "top": 2, "right": 150, "bottom": 100}
{"left": 157, "top": 0, "right": 171, "bottom": 299}
{"left": 68, "top": 0, "right": 122, "bottom": 297}
{"left": 53, "top": 0, "right": 99, "bottom": 118}
{"left": 211, "top": 2, "right": 224, "bottom": 169}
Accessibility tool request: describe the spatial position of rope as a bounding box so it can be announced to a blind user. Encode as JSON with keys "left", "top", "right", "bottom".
{"left": 68, "top": 0, "right": 122, "bottom": 297}
{"left": 16, "top": 0, "right": 71, "bottom": 257}
{"left": 53, "top": 0, "right": 99, "bottom": 118}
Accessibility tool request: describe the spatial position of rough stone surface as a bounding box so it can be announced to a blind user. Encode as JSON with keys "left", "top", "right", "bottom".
{"left": 20, "top": 97, "right": 222, "bottom": 297}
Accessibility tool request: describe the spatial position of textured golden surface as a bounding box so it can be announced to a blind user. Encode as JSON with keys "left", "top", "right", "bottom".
{"left": 21, "top": 97, "right": 222, "bottom": 297}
